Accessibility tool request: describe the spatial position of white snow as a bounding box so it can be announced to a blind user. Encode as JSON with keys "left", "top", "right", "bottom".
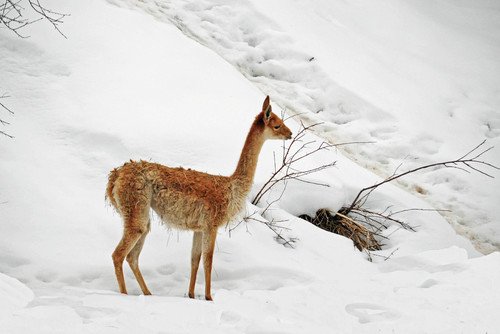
{"left": 1, "top": 0, "right": 499, "bottom": 332}
{"left": 0, "top": 273, "right": 34, "bottom": 319}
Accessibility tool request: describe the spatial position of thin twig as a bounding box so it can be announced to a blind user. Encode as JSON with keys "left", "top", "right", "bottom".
{"left": 0, "top": 0, "right": 68, "bottom": 38}
{"left": 370, "top": 248, "right": 399, "bottom": 261}
{"left": 0, "top": 93, "right": 14, "bottom": 138}
{"left": 244, "top": 215, "right": 296, "bottom": 248}
{"left": 0, "top": 130, "right": 14, "bottom": 138}
{"left": 29, "top": 0, "right": 68, "bottom": 38}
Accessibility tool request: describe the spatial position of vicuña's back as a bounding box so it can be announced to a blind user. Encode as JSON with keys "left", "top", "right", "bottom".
{"left": 107, "top": 162, "right": 234, "bottom": 230}
{"left": 106, "top": 96, "right": 292, "bottom": 300}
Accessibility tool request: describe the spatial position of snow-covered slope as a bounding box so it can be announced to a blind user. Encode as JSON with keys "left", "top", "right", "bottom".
{"left": 114, "top": 0, "right": 500, "bottom": 253}
{"left": 1, "top": 0, "right": 499, "bottom": 332}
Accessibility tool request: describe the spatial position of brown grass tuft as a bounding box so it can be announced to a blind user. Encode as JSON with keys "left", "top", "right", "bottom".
{"left": 300, "top": 209, "right": 381, "bottom": 251}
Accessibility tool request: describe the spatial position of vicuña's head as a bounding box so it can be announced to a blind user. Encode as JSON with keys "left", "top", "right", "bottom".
{"left": 259, "top": 96, "right": 292, "bottom": 140}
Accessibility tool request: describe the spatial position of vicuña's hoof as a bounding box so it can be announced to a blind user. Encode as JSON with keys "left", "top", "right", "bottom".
{"left": 205, "top": 295, "right": 213, "bottom": 301}
{"left": 188, "top": 292, "right": 195, "bottom": 299}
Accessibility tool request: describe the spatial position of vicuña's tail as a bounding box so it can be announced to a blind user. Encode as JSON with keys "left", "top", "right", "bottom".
{"left": 106, "top": 168, "right": 120, "bottom": 209}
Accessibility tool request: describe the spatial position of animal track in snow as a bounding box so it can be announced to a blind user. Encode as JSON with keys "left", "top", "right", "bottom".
{"left": 218, "top": 310, "right": 243, "bottom": 325}
{"left": 419, "top": 278, "right": 439, "bottom": 288}
{"left": 214, "top": 266, "right": 312, "bottom": 291}
{"left": 345, "top": 303, "right": 400, "bottom": 324}
{"left": 81, "top": 271, "right": 102, "bottom": 283}
{"left": 35, "top": 270, "right": 58, "bottom": 283}
{"left": 369, "top": 125, "right": 398, "bottom": 140}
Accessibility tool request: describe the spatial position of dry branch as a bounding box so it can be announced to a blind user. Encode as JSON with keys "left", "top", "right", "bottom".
{"left": 343, "top": 140, "right": 499, "bottom": 216}
{"left": 309, "top": 140, "right": 500, "bottom": 258}
{"left": 251, "top": 119, "right": 370, "bottom": 206}
{"left": 0, "top": 93, "right": 14, "bottom": 138}
{"left": 252, "top": 121, "right": 335, "bottom": 205}
{"left": 0, "top": 0, "right": 68, "bottom": 38}
{"left": 294, "top": 141, "right": 498, "bottom": 259}
{"left": 244, "top": 212, "right": 298, "bottom": 248}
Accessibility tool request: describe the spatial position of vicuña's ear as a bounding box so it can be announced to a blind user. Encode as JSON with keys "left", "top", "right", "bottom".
{"left": 264, "top": 105, "right": 272, "bottom": 121}
{"left": 262, "top": 96, "right": 270, "bottom": 112}
{"left": 262, "top": 96, "right": 272, "bottom": 123}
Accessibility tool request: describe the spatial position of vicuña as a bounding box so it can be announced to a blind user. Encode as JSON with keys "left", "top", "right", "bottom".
{"left": 106, "top": 96, "right": 292, "bottom": 300}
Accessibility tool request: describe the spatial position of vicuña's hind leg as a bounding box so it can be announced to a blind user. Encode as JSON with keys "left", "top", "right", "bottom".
{"left": 126, "top": 221, "right": 151, "bottom": 295}
{"left": 188, "top": 231, "right": 202, "bottom": 299}
{"left": 112, "top": 220, "right": 147, "bottom": 294}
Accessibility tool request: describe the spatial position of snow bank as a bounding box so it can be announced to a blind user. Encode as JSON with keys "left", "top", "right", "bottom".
{"left": 0, "top": 273, "right": 34, "bottom": 318}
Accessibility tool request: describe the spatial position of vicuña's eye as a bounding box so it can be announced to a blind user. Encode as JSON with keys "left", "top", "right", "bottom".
{"left": 274, "top": 125, "right": 281, "bottom": 130}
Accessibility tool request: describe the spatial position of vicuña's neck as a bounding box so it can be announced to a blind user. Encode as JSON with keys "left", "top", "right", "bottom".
{"left": 231, "top": 117, "right": 266, "bottom": 189}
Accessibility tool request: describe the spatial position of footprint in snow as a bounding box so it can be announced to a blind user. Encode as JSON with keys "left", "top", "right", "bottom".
{"left": 345, "top": 303, "right": 400, "bottom": 324}
{"left": 35, "top": 270, "right": 58, "bottom": 283}
{"left": 419, "top": 278, "right": 439, "bottom": 288}
{"left": 81, "top": 271, "right": 102, "bottom": 283}
{"left": 218, "top": 310, "right": 242, "bottom": 325}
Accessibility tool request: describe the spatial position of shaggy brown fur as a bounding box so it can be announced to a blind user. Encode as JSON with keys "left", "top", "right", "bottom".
{"left": 106, "top": 96, "right": 292, "bottom": 300}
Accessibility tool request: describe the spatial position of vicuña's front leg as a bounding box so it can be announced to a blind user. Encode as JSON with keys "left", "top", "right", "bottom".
{"left": 202, "top": 229, "right": 217, "bottom": 301}
{"left": 188, "top": 231, "right": 202, "bottom": 299}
